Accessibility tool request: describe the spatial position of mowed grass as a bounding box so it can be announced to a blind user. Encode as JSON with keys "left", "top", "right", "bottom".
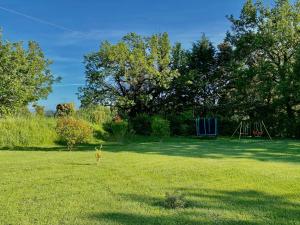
{"left": 0, "top": 138, "right": 300, "bottom": 225}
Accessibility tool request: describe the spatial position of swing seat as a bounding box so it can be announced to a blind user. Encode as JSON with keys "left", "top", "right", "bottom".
{"left": 257, "top": 131, "right": 263, "bottom": 136}
{"left": 253, "top": 130, "right": 263, "bottom": 137}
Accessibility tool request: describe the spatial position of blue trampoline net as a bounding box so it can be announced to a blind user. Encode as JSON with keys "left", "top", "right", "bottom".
{"left": 196, "top": 117, "right": 218, "bottom": 136}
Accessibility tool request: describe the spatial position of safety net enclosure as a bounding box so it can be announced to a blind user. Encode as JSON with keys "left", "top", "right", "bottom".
{"left": 195, "top": 117, "right": 218, "bottom": 137}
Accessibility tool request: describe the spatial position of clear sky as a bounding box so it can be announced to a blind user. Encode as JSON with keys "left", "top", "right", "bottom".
{"left": 0, "top": 0, "right": 273, "bottom": 110}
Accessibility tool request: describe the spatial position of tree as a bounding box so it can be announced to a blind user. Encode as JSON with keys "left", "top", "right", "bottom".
{"left": 227, "top": 0, "right": 300, "bottom": 136}
{"left": 78, "top": 32, "right": 178, "bottom": 117}
{"left": 0, "top": 34, "right": 57, "bottom": 115}
{"left": 167, "top": 35, "right": 233, "bottom": 116}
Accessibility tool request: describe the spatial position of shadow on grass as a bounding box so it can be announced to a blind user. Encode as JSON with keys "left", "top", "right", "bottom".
{"left": 102, "top": 138, "right": 300, "bottom": 163}
{"left": 89, "top": 212, "right": 259, "bottom": 225}
{"left": 0, "top": 143, "right": 112, "bottom": 152}
{"left": 1, "top": 137, "right": 299, "bottom": 163}
{"left": 89, "top": 188, "right": 300, "bottom": 225}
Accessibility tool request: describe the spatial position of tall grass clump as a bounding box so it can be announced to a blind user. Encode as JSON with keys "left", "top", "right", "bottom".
{"left": 76, "top": 106, "right": 113, "bottom": 125}
{"left": 0, "top": 116, "right": 58, "bottom": 147}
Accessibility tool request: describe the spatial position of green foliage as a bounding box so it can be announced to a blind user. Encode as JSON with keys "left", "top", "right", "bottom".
{"left": 76, "top": 105, "right": 112, "bottom": 125}
{"left": 167, "top": 35, "right": 232, "bottom": 115}
{"left": 55, "top": 103, "right": 75, "bottom": 117}
{"left": 0, "top": 34, "right": 57, "bottom": 116}
{"left": 110, "top": 120, "right": 129, "bottom": 142}
{"left": 164, "top": 192, "right": 187, "bottom": 209}
{"left": 79, "top": 32, "right": 179, "bottom": 117}
{"left": 168, "top": 110, "right": 194, "bottom": 136}
{"left": 151, "top": 116, "right": 170, "bottom": 139}
{"left": 130, "top": 113, "right": 152, "bottom": 135}
{"left": 12, "top": 106, "right": 32, "bottom": 118}
{"left": 0, "top": 116, "right": 57, "bottom": 147}
{"left": 56, "top": 117, "right": 93, "bottom": 150}
{"left": 33, "top": 104, "right": 45, "bottom": 117}
{"left": 226, "top": 0, "right": 300, "bottom": 137}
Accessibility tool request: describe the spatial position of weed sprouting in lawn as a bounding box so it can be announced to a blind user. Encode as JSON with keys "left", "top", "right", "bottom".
{"left": 95, "top": 144, "right": 103, "bottom": 165}
{"left": 163, "top": 192, "right": 187, "bottom": 209}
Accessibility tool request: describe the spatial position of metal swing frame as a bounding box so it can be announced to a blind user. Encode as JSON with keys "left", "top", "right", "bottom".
{"left": 231, "top": 120, "right": 272, "bottom": 140}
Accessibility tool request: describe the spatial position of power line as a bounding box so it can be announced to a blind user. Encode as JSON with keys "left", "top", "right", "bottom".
{"left": 0, "top": 5, "right": 75, "bottom": 32}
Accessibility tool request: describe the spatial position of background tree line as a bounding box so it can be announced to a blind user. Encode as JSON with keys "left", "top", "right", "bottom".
{"left": 0, "top": 0, "right": 299, "bottom": 138}
{"left": 79, "top": 0, "right": 300, "bottom": 137}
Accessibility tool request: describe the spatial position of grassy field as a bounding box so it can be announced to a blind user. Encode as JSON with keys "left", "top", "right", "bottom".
{"left": 0, "top": 137, "right": 300, "bottom": 225}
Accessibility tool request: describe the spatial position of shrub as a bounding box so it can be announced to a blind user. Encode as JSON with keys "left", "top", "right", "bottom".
{"left": 168, "top": 110, "right": 194, "bottom": 136}
{"left": 55, "top": 103, "right": 75, "bottom": 117}
{"left": 0, "top": 116, "right": 57, "bottom": 147}
{"left": 111, "top": 120, "right": 129, "bottom": 142}
{"left": 33, "top": 104, "right": 45, "bottom": 117}
{"left": 151, "top": 116, "right": 170, "bottom": 139}
{"left": 130, "top": 113, "right": 152, "bottom": 135}
{"left": 164, "top": 192, "right": 186, "bottom": 209}
{"left": 56, "top": 117, "right": 92, "bottom": 150}
{"left": 104, "top": 118, "right": 129, "bottom": 142}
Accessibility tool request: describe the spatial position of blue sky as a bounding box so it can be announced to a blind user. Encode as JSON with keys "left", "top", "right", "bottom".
{"left": 0, "top": 0, "right": 273, "bottom": 110}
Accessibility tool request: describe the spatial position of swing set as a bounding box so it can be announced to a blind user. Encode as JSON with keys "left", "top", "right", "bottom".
{"left": 231, "top": 120, "right": 272, "bottom": 140}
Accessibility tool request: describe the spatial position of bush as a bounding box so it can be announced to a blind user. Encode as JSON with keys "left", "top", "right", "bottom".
{"left": 0, "top": 116, "right": 57, "bottom": 147}
{"left": 33, "top": 104, "right": 45, "bottom": 117}
{"left": 111, "top": 120, "right": 129, "bottom": 142}
{"left": 130, "top": 113, "right": 152, "bottom": 135}
{"left": 55, "top": 103, "right": 75, "bottom": 117}
{"left": 168, "top": 110, "right": 194, "bottom": 136}
{"left": 76, "top": 106, "right": 112, "bottom": 125}
{"left": 164, "top": 192, "right": 186, "bottom": 209}
{"left": 103, "top": 118, "right": 129, "bottom": 142}
{"left": 56, "top": 117, "right": 92, "bottom": 150}
{"left": 151, "top": 116, "right": 170, "bottom": 139}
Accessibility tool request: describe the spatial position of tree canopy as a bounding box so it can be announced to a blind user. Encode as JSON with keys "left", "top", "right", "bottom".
{"left": 0, "top": 34, "right": 56, "bottom": 115}
{"left": 78, "top": 32, "right": 178, "bottom": 116}
{"left": 226, "top": 0, "right": 300, "bottom": 135}
{"left": 79, "top": 0, "right": 300, "bottom": 137}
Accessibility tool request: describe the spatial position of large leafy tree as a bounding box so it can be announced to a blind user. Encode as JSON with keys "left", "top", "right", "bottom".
{"left": 168, "top": 35, "right": 234, "bottom": 116}
{"left": 78, "top": 32, "right": 178, "bottom": 116}
{"left": 227, "top": 0, "right": 300, "bottom": 135}
{"left": 0, "top": 35, "right": 56, "bottom": 115}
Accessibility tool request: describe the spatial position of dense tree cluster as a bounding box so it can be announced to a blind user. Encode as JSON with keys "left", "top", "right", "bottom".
{"left": 79, "top": 0, "right": 300, "bottom": 137}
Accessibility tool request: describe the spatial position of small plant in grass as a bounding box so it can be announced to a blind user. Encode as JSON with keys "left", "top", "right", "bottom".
{"left": 151, "top": 116, "right": 170, "bottom": 141}
{"left": 95, "top": 144, "right": 102, "bottom": 165}
{"left": 164, "top": 192, "right": 187, "bottom": 209}
{"left": 56, "top": 117, "right": 92, "bottom": 150}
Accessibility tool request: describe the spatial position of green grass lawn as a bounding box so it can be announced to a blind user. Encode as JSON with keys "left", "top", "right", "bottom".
{"left": 1, "top": 137, "right": 300, "bottom": 225}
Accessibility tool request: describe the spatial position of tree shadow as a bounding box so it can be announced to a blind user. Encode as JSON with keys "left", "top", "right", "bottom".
{"left": 100, "top": 138, "right": 300, "bottom": 163}
{"left": 1, "top": 138, "right": 299, "bottom": 163}
{"left": 0, "top": 143, "right": 104, "bottom": 152}
{"left": 88, "top": 188, "right": 300, "bottom": 225}
{"left": 89, "top": 212, "right": 259, "bottom": 225}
